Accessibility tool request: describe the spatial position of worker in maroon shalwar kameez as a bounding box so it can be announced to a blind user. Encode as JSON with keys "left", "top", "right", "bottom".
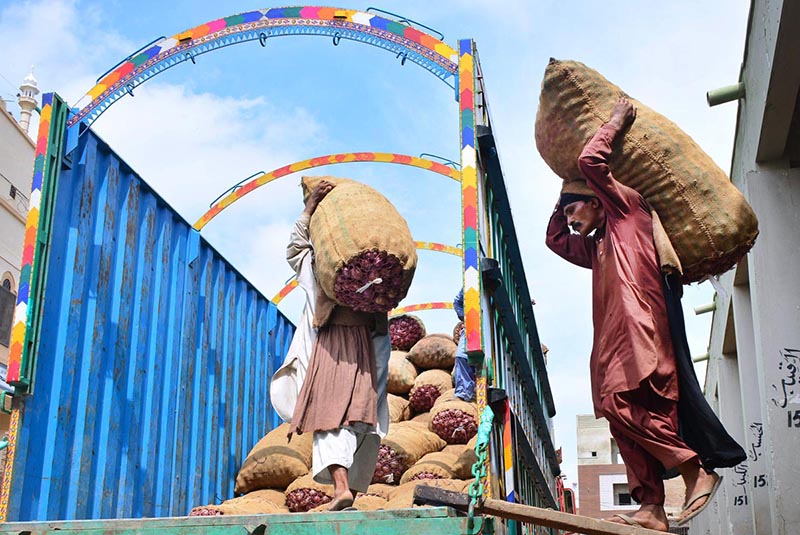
{"left": 546, "top": 98, "right": 722, "bottom": 531}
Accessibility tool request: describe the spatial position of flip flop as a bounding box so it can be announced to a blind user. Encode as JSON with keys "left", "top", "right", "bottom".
{"left": 678, "top": 473, "right": 723, "bottom": 525}
{"left": 609, "top": 514, "right": 643, "bottom": 527}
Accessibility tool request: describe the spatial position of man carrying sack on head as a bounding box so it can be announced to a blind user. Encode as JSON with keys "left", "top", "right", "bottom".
{"left": 284, "top": 180, "right": 391, "bottom": 512}
{"left": 545, "top": 97, "right": 744, "bottom": 531}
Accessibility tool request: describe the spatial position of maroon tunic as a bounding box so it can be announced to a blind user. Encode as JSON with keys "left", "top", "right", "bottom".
{"left": 546, "top": 123, "right": 678, "bottom": 416}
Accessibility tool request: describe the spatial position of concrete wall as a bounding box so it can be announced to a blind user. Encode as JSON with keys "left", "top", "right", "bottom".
{"left": 693, "top": 1, "right": 800, "bottom": 534}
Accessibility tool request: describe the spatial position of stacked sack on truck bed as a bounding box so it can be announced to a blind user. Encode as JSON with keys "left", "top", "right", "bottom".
{"left": 535, "top": 59, "right": 758, "bottom": 282}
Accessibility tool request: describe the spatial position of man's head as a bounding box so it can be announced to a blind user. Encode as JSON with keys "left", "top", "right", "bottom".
{"left": 559, "top": 180, "right": 605, "bottom": 238}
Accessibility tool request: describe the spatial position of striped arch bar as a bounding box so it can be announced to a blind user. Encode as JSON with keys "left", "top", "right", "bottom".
{"left": 194, "top": 152, "right": 461, "bottom": 231}
{"left": 67, "top": 7, "right": 458, "bottom": 134}
{"left": 389, "top": 302, "right": 453, "bottom": 317}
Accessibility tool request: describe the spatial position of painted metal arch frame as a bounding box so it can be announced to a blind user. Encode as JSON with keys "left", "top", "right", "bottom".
{"left": 194, "top": 152, "right": 461, "bottom": 231}
{"left": 67, "top": 7, "right": 459, "bottom": 137}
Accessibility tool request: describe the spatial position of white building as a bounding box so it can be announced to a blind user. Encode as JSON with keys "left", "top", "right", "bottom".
{"left": 692, "top": 1, "right": 800, "bottom": 534}
{"left": 0, "top": 71, "right": 38, "bottom": 433}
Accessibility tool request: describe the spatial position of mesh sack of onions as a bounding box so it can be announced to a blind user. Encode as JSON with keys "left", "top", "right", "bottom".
{"left": 235, "top": 423, "right": 313, "bottom": 494}
{"left": 387, "top": 351, "right": 418, "bottom": 395}
{"left": 399, "top": 451, "right": 459, "bottom": 484}
{"left": 453, "top": 322, "right": 464, "bottom": 346}
{"left": 389, "top": 315, "right": 427, "bottom": 351}
{"left": 284, "top": 474, "right": 334, "bottom": 512}
{"left": 429, "top": 395, "right": 479, "bottom": 444}
{"left": 372, "top": 421, "right": 445, "bottom": 485}
{"left": 302, "top": 176, "right": 417, "bottom": 313}
{"left": 388, "top": 393, "right": 412, "bottom": 423}
{"left": 409, "top": 369, "right": 453, "bottom": 413}
{"left": 189, "top": 489, "right": 288, "bottom": 516}
{"left": 407, "top": 334, "right": 457, "bottom": 370}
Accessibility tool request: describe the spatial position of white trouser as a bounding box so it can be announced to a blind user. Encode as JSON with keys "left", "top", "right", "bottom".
{"left": 312, "top": 427, "right": 380, "bottom": 493}
{"left": 311, "top": 334, "right": 390, "bottom": 493}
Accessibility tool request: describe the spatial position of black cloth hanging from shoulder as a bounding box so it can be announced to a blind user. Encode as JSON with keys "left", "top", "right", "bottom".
{"left": 662, "top": 273, "right": 747, "bottom": 472}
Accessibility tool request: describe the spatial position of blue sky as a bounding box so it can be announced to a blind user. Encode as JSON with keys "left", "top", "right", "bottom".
{"left": 0, "top": 0, "right": 750, "bottom": 496}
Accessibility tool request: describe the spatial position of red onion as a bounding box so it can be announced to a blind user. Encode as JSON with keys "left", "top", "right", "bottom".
{"left": 409, "top": 384, "right": 442, "bottom": 413}
{"left": 390, "top": 315, "right": 426, "bottom": 351}
{"left": 334, "top": 249, "right": 406, "bottom": 312}
{"left": 410, "top": 471, "right": 444, "bottom": 481}
{"left": 371, "top": 444, "right": 405, "bottom": 485}
{"left": 189, "top": 507, "right": 223, "bottom": 516}
{"left": 431, "top": 408, "right": 478, "bottom": 444}
{"left": 285, "top": 488, "right": 333, "bottom": 512}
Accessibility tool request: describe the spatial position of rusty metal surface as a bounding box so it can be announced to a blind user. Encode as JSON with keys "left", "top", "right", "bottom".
{"left": 7, "top": 128, "right": 294, "bottom": 521}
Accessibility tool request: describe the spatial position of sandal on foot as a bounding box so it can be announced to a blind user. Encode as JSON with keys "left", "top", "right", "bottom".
{"left": 608, "top": 514, "right": 643, "bottom": 527}
{"left": 678, "top": 473, "right": 723, "bottom": 525}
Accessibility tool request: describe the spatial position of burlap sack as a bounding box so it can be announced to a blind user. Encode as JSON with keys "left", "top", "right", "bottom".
{"left": 285, "top": 474, "right": 334, "bottom": 512}
{"left": 388, "top": 351, "right": 418, "bottom": 395}
{"left": 301, "top": 176, "right": 417, "bottom": 311}
{"left": 353, "top": 494, "right": 388, "bottom": 511}
{"left": 366, "top": 483, "right": 396, "bottom": 500}
{"left": 430, "top": 397, "right": 479, "bottom": 444}
{"left": 382, "top": 421, "right": 447, "bottom": 471}
{"left": 409, "top": 369, "right": 454, "bottom": 413}
{"left": 407, "top": 335, "right": 457, "bottom": 370}
{"left": 399, "top": 451, "right": 459, "bottom": 484}
{"left": 451, "top": 436, "right": 479, "bottom": 479}
{"left": 190, "top": 489, "right": 288, "bottom": 516}
{"left": 453, "top": 322, "right": 464, "bottom": 346}
{"left": 411, "top": 370, "right": 453, "bottom": 398}
{"left": 535, "top": 59, "right": 759, "bottom": 282}
{"left": 410, "top": 411, "right": 431, "bottom": 426}
{"left": 389, "top": 314, "right": 427, "bottom": 351}
{"left": 235, "top": 423, "right": 313, "bottom": 494}
{"left": 388, "top": 393, "right": 412, "bottom": 423}
{"left": 383, "top": 479, "right": 469, "bottom": 509}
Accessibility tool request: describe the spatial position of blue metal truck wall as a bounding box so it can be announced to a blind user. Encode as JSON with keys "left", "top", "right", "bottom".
{"left": 7, "top": 127, "right": 295, "bottom": 521}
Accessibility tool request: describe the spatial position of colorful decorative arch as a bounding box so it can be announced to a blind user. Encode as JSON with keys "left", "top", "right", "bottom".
{"left": 193, "top": 152, "right": 461, "bottom": 230}
{"left": 67, "top": 7, "right": 458, "bottom": 133}
{"left": 389, "top": 301, "right": 454, "bottom": 317}
{"left": 271, "top": 240, "right": 462, "bottom": 304}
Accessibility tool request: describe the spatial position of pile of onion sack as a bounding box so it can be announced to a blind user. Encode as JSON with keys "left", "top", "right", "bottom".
{"left": 190, "top": 318, "right": 479, "bottom": 514}
{"left": 301, "top": 176, "right": 417, "bottom": 313}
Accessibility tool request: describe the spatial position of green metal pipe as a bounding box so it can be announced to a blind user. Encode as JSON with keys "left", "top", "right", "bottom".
{"left": 692, "top": 353, "right": 710, "bottom": 363}
{"left": 0, "top": 437, "right": 8, "bottom": 451}
{"left": 707, "top": 83, "right": 745, "bottom": 107}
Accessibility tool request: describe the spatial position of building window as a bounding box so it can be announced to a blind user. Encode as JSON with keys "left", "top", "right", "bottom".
{"left": 0, "top": 280, "right": 15, "bottom": 348}
{"left": 611, "top": 439, "right": 623, "bottom": 464}
{"left": 613, "top": 483, "right": 632, "bottom": 506}
{"left": 591, "top": 451, "right": 597, "bottom": 457}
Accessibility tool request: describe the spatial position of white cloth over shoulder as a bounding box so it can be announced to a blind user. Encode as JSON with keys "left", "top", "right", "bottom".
{"left": 270, "top": 214, "right": 317, "bottom": 422}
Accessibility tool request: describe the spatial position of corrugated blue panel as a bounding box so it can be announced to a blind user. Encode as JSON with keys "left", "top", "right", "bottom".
{"left": 8, "top": 129, "right": 295, "bottom": 521}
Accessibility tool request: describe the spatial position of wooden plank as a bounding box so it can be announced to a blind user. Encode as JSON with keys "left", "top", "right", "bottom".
{"left": 413, "top": 487, "right": 666, "bottom": 535}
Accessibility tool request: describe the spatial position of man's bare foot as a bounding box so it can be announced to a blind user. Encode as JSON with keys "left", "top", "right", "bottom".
{"left": 604, "top": 504, "right": 669, "bottom": 532}
{"left": 325, "top": 491, "right": 355, "bottom": 511}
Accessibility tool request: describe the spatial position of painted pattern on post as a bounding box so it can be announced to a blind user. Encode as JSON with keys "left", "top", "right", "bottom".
{"left": 6, "top": 93, "right": 53, "bottom": 385}
{"left": 194, "top": 152, "right": 461, "bottom": 231}
{"left": 458, "top": 39, "right": 482, "bottom": 355}
{"left": 68, "top": 8, "right": 459, "bottom": 132}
